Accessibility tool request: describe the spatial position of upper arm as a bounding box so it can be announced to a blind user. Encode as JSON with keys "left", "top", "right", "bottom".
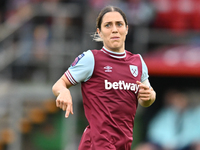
{"left": 65, "top": 50, "right": 95, "bottom": 85}
{"left": 139, "top": 54, "right": 149, "bottom": 82}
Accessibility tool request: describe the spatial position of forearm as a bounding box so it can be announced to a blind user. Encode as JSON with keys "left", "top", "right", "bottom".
{"left": 52, "top": 75, "right": 72, "bottom": 97}
{"left": 52, "top": 74, "right": 74, "bottom": 118}
{"left": 52, "top": 80, "right": 67, "bottom": 97}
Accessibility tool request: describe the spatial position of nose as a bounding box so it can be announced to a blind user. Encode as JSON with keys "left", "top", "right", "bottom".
{"left": 112, "top": 25, "right": 118, "bottom": 33}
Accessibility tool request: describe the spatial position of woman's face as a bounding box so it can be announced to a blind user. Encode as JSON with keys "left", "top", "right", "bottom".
{"left": 97, "top": 11, "right": 128, "bottom": 52}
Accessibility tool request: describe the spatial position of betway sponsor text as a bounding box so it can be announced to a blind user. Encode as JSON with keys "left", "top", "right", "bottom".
{"left": 105, "top": 80, "right": 139, "bottom": 94}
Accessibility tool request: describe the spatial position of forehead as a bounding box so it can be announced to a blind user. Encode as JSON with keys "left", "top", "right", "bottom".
{"left": 102, "top": 11, "right": 124, "bottom": 23}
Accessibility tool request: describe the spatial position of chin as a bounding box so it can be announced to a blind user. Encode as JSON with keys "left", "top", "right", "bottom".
{"left": 111, "top": 43, "right": 120, "bottom": 48}
{"left": 106, "top": 42, "right": 123, "bottom": 51}
{"left": 113, "top": 44, "right": 123, "bottom": 49}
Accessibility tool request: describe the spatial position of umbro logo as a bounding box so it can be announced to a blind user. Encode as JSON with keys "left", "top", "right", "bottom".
{"left": 104, "top": 66, "right": 112, "bottom": 72}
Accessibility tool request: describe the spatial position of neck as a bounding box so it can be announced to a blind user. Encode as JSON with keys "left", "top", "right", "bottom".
{"left": 104, "top": 45, "right": 125, "bottom": 53}
{"left": 103, "top": 46, "right": 125, "bottom": 54}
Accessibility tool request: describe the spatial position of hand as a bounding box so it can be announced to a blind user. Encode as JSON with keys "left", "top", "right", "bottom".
{"left": 136, "top": 81, "right": 152, "bottom": 102}
{"left": 56, "top": 88, "right": 73, "bottom": 118}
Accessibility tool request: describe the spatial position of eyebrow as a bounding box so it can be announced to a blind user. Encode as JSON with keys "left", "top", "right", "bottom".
{"left": 104, "top": 21, "right": 124, "bottom": 24}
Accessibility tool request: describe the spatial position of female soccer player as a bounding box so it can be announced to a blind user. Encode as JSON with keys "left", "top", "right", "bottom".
{"left": 52, "top": 5, "right": 156, "bottom": 150}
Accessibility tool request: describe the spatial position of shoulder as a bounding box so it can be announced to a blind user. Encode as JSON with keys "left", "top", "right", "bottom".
{"left": 126, "top": 50, "right": 141, "bottom": 58}
{"left": 83, "top": 49, "right": 94, "bottom": 56}
{"left": 81, "top": 50, "right": 94, "bottom": 62}
{"left": 84, "top": 50, "right": 94, "bottom": 57}
{"left": 125, "top": 50, "right": 142, "bottom": 62}
{"left": 90, "top": 49, "right": 103, "bottom": 55}
{"left": 71, "top": 50, "right": 94, "bottom": 68}
{"left": 89, "top": 49, "right": 107, "bottom": 61}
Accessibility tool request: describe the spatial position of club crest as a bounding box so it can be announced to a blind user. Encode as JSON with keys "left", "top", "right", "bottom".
{"left": 130, "top": 65, "right": 138, "bottom": 77}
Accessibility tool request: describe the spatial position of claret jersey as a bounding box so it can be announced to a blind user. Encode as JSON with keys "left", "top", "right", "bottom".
{"left": 65, "top": 47, "right": 149, "bottom": 150}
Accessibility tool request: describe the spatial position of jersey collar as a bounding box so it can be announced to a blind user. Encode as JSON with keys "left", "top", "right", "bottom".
{"left": 101, "top": 47, "right": 126, "bottom": 59}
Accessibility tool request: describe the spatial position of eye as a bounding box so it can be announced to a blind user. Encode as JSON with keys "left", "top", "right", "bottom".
{"left": 117, "top": 22, "right": 123, "bottom": 27}
{"left": 105, "top": 24, "right": 110, "bottom": 28}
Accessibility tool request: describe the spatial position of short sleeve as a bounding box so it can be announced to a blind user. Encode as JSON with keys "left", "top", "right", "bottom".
{"left": 139, "top": 54, "right": 149, "bottom": 82}
{"left": 65, "top": 50, "right": 94, "bottom": 85}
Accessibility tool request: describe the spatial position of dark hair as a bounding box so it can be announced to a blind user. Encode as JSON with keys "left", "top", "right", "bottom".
{"left": 96, "top": 6, "right": 128, "bottom": 30}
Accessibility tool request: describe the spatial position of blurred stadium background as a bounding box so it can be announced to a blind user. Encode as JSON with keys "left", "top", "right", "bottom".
{"left": 0, "top": 0, "right": 200, "bottom": 150}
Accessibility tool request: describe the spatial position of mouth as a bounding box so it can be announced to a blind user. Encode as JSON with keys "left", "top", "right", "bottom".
{"left": 111, "top": 36, "right": 120, "bottom": 40}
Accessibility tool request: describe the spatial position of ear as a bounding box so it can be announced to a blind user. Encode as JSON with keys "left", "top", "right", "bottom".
{"left": 126, "top": 25, "right": 128, "bottom": 35}
{"left": 97, "top": 28, "right": 102, "bottom": 38}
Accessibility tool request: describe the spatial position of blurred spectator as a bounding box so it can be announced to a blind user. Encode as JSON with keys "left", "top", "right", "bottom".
{"left": 134, "top": 89, "right": 200, "bottom": 150}
{"left": 121, "top": 0, "right": 156, "bottom": 52}
{"left": 32, "top": 24, "right": 50, "bottom": 61}
{"left": 5, "top": 0, "right": 31, "bottom": 18}
{"left": 89, "top": 0, "right": 122, "bottom": 10}
{"left": 122, "top": 0, "right": 155, "bottom": 27}
{"left": 134, "top": 142, "right": 157, "bottom": 150}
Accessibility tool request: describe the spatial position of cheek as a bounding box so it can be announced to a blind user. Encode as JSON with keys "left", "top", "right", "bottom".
{"left": 121, "top": 32, "right": 127, "bottom": 40}
{"left": 120, "top": 28, "right": 127, "bottom": 36}
{"left": 103, "top": 32, "right": 111, "bottom": 41}
{"left": 99, "top": 30, "right": 106, "bottom": 38}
